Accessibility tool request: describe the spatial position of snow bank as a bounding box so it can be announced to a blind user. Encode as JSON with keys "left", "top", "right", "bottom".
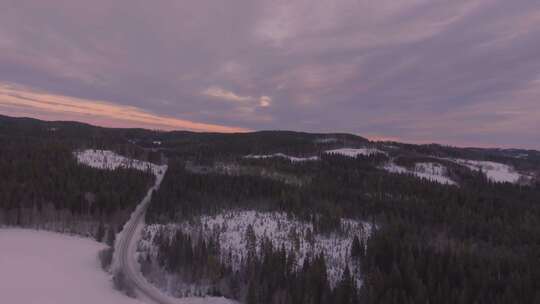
{"left": 74, "top": 149, "right": 166, "bottom": 177}
{"left": 0, "top": 229, "right": 144, "bottom": 304}
{"left": 244, "top": 153, "right": 319, "bottom": 162}
{"left": 141, "top": 211, "right": 372, "bottom": 288}
{"left": 448, "top": 158, "right": 522, "bottom": 183}
{"left": 382, "top": 162, "right": 456, "bottom": 185}
{"left": 325, "top": 148, "right": 387, "bottom": 157}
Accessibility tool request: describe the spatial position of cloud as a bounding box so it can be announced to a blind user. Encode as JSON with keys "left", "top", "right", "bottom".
{"left": 0, "top": 83, "right": 247, "bottom": 133}
{"left": 259, "top": 96, "right": 272, "bottom": 107}
{"left": 202, "top": 86, "right": 272, "bottom": 112}
{"left": 0, "top": 0, "right": 540, "bottom": 149}
{"left": 202, "top": 87, "right": 252, "bottom": 103}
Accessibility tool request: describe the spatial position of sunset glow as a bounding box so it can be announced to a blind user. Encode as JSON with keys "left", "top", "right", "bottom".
{"left": 0, "top": 0, "right": 538, "bottom": 148}
{"left": 0, "top": 84, "right": 247, "bottom": 132}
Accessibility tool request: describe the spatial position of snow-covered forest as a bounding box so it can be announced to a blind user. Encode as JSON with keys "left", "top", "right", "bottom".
{"left": 142, "top": 137, "right": 540, "bottom": 304}
{"left": 2, "top": 115, "right": 540, "bottom": 304}
{"left": 138, "top": 210, "right": 371, "bottom": 298}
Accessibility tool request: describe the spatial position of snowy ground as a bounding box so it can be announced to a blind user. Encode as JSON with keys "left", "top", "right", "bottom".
{"left": 444, "top": 158, "right": 524, "bottom": 184}
{"left": 0, "top": 229, "right": 144, "bottom": 304}
{"left": 74, "top": 149, "right": 166, "bottom": 177}
{"left": 325, "top": 148, "right": 387, "bottom": 157}
{"left": 382, "top": 162, "right": 457, "bottom": 185}
{"left": 244, "top": 153, "right": 319, "bottom": 162}
{"left": 451, "top": 159, "right": 522, "bottom": 183}
{"left": 140, "top": 211, "right": 372, "bottom": 289}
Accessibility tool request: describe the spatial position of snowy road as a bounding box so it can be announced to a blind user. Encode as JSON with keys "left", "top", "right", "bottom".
{"left": 114, "top": 165, "right": 175, "bottom": 304}
{"left": 114, "top": 165, "right": 234, "bottom": 304}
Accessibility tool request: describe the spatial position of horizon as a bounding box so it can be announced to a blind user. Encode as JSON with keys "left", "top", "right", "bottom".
{"left": 4, "top": 113, "right": 538, "bottom": 152}
{"left": 1, "top": 1, "right": 539, "bottom": 149}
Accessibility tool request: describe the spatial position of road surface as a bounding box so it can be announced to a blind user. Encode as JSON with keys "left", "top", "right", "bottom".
{"left": 114, "top": 165, "right": 178, "bottom": 304}
{"left": 114, "top": 166, "right": 234, "bottom": 304}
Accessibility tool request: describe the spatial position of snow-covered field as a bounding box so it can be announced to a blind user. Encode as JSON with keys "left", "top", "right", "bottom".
{"left": 325, "top": 148, "right": 387, "bottom": 157}
{"left": 445, "top": 158, "right": 523, "bottom": 184}
{"left": 244, "top": 153, "right": 319, "bottom": 162}
{"left": 382, "top": 162, "right": 456, "bottom": 185}
{"left": 0, "top": 229, "right": 144, "bottom": 304}
{"left": 140, "top": 211, "right": 372, "bottom": 289}
{"left": 74, "top": 149, "right": 166, "bottom": 177}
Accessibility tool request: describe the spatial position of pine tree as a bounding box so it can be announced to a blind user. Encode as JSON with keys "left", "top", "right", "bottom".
{"left": 95, "top": 222, "right": 105, "bottom": 242}
{"left": 351, "top": 235, "right": 362, "bottom": 259}
{"left": 106, "top": 227, "right": 116, "bottom": 247}
{"left": 245, "top": 224, "right": 257, "bottom": 260}
{"left": 246, "top": 281, "right": 258, "bottom": 304}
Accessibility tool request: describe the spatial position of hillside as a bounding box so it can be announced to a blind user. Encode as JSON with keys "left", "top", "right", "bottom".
{"left": 1, "top": 115, "right": 540, "bottom": 304}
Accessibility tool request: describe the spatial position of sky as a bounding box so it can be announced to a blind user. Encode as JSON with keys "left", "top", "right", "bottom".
{"left": 0, "top": 0, "right": 539, "bottom": 149}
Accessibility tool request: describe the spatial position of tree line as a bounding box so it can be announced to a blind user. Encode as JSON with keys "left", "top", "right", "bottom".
{"left": 146, "top": 153, "right": 540, "bottom": 303}
{"left": 0, "top": 137, "right": 154, "bottom": 239}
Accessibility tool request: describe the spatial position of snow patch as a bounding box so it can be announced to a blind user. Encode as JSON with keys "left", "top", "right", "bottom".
{"left": 325, "top": 148, "right": 387, "bottom": 157}
{"left": 448, "top": 159, "right": 522, "bottom": 184}
{"left": 244, "top": 153, "right": 319, "bottom": 162}
{"left": 382, "top": 162, "right": 456, "bottom": 185}
{"left": 314, "top": 137, "right": 338, "bottom": 144}
{"left": 74, "top": 149, "right": 166, "bottom": 177}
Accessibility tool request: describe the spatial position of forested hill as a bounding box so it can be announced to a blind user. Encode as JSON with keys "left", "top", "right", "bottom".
{"left": 145, "top": 153, "right": 540, "bottom": 303}
{"left": 2, "top": 115, "right": 540, "bottom": 304}
{"left": 0, "top": 115, "right": 157, "bottom": 239}
{"left": 2, "top": 114, "right": 538, "bottom": 166}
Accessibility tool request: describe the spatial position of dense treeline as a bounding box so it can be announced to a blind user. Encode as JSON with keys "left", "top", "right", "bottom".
{"left": 3, "top": 115, "right": 540, "bottom": 303}
{"left": 0, "top": 137, "right": 154, "bottom": 238}
{"left": 152, "top": 228, "right": 224, "bottom": 292}
{"left": 151, "top": 130, "right": 368, "bottom": 161}
{"left": 151, "top": 228, "right": 359, "bottom": 304}
{"left": 360, "top": 224, "right": 540, "bottom": 304}
{"left": 148, "top": 152, "right": 540, "bottom": 303}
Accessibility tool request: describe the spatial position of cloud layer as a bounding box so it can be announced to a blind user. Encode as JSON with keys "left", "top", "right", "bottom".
{"left": 0, "top": 0, "right": 539, "bottom": 148}
{"left": 0, "top": 84, "right": 246, "bottom": 132}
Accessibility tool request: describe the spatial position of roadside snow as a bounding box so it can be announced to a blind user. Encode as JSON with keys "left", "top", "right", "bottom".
{"left": 325, "top": 148, "right": 387, "bottom": 157}
{"left": 0, "top": 229, "right": 144, "bottom": 304}
{"left": 447, "top": 158, "right": 522, "bottom": 183}
{"left": 74, "top": 149, "right": 166, "bottom": 177}
{"left": 244, "top": 153, "right": 319, "bottom": 162}
{"left": 382, "top": 162, "right": 456, "bottom": 185}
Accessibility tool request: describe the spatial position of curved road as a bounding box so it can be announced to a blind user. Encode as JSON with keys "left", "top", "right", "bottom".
{"left": 114, "top": 166, "right": 234, "bottom": 304}
{"left": 114, "top": 165, "right": 179, "bottom": 304}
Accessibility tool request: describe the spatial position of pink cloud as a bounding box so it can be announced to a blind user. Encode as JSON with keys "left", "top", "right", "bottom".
{"left": 0, "top": 83, "right": 248, "bottom": 133}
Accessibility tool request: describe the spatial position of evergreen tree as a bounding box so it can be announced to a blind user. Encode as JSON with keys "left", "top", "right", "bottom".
{"left": 95, "top": 222, "right": 105, "bottom": 242}
{"left": 351, "top": 235, "right": 362, "bottom": 259}
{"left": 106, "top": 227, "right": 116, "bottom": 247}
{"left": 245, "top": 224, "right": 257, "bottom": 259}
